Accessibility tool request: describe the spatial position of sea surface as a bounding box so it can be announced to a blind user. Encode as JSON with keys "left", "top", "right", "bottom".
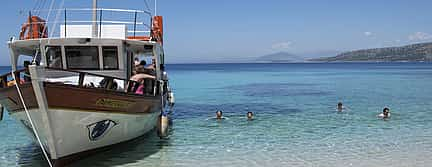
{"left": 1, "top": 63, "right": 432, "bottom": 167}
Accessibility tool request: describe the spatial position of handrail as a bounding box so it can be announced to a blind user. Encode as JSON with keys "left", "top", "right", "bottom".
{"left": 22, "top": 8, "right": 153, "bottom": 39}
{"left": 44, "top": 68, "right": 159, "bottom": 96}
{"left": 32, "top": 8, "right": 152, "bottom": 15}
{"left": 1, "top": 68, "right": 160, "bottom": 96}
{"left": 46, "top": 67, "right": 125, "bottom": 81}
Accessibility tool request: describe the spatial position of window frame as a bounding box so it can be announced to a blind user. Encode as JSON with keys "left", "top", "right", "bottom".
{"left": 65, "top": 46, "right": 100, "bottom": 70}
{"left": 45, "top": 45, "right": 63, "bottom": 69}
{"left": 102, "top": 46, "right": 119, "bottom": 70}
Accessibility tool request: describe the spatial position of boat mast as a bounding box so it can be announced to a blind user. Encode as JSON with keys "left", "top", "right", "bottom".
{"left": 154, "top": 0, "right": 157, "bottom": 16}
{"left": 92, "top": 0, "right": 98, "bottom": 37}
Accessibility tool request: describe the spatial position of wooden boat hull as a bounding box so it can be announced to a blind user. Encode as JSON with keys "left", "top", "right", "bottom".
{"left": 0, "top": 83, "right": 162, "bottom": 164}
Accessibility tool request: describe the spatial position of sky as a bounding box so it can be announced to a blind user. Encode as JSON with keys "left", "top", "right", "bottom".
{"left": 1, "top": 0, "right": 432, "bottom": 65}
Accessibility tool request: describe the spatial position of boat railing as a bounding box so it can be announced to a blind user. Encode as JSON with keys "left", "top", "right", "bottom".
{"left": 27, "top": 8, "right": 153, "bottom": 39}
{"left": 0, "top": 68, "right": 160, "bottom": 97}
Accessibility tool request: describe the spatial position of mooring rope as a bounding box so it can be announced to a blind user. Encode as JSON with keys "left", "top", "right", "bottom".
{"left": 11, "top": 71, "right": 53, "bottom": 167}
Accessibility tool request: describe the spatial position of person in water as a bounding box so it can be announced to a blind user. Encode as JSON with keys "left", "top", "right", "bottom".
{"left": 378, "top": 107, "right": 391, "bottom": 119}
{"left": 247, "top": 111, "right": 254, "bottom": 120}
{"left": 216, "top": 110, "right": 223, "bottom": 119}
{"left": 337, "top": 102, "right": 344, "bottom": 112}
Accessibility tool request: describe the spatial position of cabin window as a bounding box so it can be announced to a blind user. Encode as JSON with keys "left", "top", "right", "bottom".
{"left": 102, "top": 46, "right": 118, "bottom": 70}
{"left": 45, "top": 46, "right": 62, "bottom": 68}
{"left": 65, "top": 46, "right": 99, "bottom": 69}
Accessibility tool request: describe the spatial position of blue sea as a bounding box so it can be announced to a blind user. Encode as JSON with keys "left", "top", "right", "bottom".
{"left": 1, "top": 63, "right": 432, "bottom": 167}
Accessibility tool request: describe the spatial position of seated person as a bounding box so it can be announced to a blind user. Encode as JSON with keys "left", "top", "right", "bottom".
{"left": 129, "top": 73, "right": 155, "bottom": 95}
{"left": 23, "top": 61, "right": 31, "bottom": 82}
{"left": 134, "top": 60, "right": 155, "bottom": 76}
{"left": 134, "top": 58, "right": 140, "bottom": 66}
{"left": 146, "top": 59, "right": 156, "bottom": 71}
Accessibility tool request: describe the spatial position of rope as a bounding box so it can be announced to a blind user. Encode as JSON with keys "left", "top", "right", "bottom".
{"left": 41, "top": 0, "right": 56, "bottom": 39}
{"left": 11, "top": 71, "right": 53, "bottom": 167}
{"left": 144, "top": 0, "right": 151, "bottom": 12}
{"left": 49, "top": 0, "right": 65, "bottom": 40}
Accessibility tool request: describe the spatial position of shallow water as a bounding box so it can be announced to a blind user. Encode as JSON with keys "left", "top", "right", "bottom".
{"left": 1, "top": 63, "right": 432, "bottom": 167}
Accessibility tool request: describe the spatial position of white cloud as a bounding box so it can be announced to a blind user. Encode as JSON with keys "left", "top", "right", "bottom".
{"left": 364, "top": 31, "right": 373, "bottom": 37}
{"left": 271, "top": 42, "right": 292, "bottom": 50}
{"left": 408, "top": 32, "right": 432, "bottom": 41}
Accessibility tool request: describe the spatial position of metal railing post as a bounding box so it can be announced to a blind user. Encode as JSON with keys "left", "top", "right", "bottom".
{"left": 64, "top": 9, "right": 67, "bottom": 37}
{"left": 78, "top": 72, "right": 85, "bottom": 87}
{"left": 133, "top": 11, "right": 137, "bottom": 37}
{"left": 29, "top": 12, "right": 33, "bottom": 39}
{"left": 99, "top": 9, "right": 102, "bottom": 38}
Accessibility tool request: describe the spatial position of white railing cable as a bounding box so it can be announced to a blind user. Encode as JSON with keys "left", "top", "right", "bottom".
{"left": 48, "top": 0, "right": 65, "bottom": 42}
{"left": 32, "top": 8, "right": 152, "bottom": 15}
{"left": 144, "top": 0, "right": 151, "bottom": 12}
{"left": 11, "top": 71, "right": 53, "bottom": 167}
{"left": 40, "top": 0, "right": 56, "bottom": 38}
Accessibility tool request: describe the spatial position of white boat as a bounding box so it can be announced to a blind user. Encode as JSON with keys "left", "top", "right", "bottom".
{"left": 0, "top": 0, "right": 174, "bottom": 166}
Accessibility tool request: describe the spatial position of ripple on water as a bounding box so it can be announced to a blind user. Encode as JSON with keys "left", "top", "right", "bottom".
{"left": 222, "top": 82, "right": 331, "bottom": 97}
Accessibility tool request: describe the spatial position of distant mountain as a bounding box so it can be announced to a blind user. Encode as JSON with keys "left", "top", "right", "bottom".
{"left": 298, "top": 50, "right": 342, "bottom": 59}
{"left": 256, "top": 52, "right": 305, "bottom": 63}
{"left": 312, "top": 42, "right": 432, "bottom": 62}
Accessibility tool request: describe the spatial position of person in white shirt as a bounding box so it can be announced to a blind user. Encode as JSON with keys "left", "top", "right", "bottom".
{"left": 378, "top": 107, "right": 391, "bottom": 119}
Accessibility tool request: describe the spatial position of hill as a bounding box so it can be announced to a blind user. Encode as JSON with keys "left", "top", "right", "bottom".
{"left": 256, "top": 52, "right": 305, "bottom": 63}
{"left": 312, "top": 42, "right": 432, "bottom": 62}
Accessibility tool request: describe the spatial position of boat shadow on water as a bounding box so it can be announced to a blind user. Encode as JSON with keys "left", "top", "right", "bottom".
{"left": 17, "top": 129, "right": 171, "bottom": 167}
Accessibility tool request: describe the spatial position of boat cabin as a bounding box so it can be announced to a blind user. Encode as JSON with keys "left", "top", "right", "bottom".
{"left": 9, "top": 37, "right": 164, "bottom": 80}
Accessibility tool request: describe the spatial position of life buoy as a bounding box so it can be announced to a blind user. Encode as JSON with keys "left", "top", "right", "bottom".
{"left": 151, "top": 16, "right": 163, "bottom": 45}
{"left": 19, "top": 16, "right": 48, "bottom": 40}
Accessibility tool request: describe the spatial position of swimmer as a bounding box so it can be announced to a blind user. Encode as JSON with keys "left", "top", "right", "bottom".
{"left": 247, "top": 111, "right": 253, "bottom": 120}
{"left": 337, "top": 102, "right": 343, "bottom": 112}
{"left": 216, "top": 110, "right": 223, "bottom": 119}
{"left": 378, "top": 107, "right": 391, "bottom": 119}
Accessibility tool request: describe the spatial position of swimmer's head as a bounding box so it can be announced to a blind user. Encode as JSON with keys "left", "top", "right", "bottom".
{"left": 337, "top": 102, "right": 343, "bottom": 111}
{"left": 383, "top": 107, "right": 390, "bottom": 117}
{"left": 216, "top": 110, "right": 223, "bottom": 119}
{"left": 247, "top": 111, "right": 253, "bottom": 120}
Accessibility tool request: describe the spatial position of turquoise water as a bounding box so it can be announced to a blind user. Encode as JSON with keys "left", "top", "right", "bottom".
{"left": 1, "top": 63, "right": 432, "bottom": 167}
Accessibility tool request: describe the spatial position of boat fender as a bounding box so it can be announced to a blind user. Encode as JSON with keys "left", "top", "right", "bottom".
{"left": 157, "top": 113, "right": 169, "bottom": 138}
{"left": 0, "top": 104, "right": 4, "bottom": 121}
{"left": 168, "top": 92, "right": 175, "bottom": 107}
{"left": 162, "top": 71, "right": 168, "bottom": 81}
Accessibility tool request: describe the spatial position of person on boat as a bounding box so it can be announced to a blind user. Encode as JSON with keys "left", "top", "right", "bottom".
{"left": 216, "top": 110, "right": 223, "bottom": 120}
{"left": 134, "top": 57, "right": 140, "bottom": 66}
{"left": 337, "top": 102, "right": 344, "bottom": 112}
{"left": 129, "top": 73, "right": 155, "bottom": 94}
{"left": 130, "top": 59, "right": 157, "bottom": 94}
{"left": 132, "top": 59, "right": 145, "bottom": 74}
{"left": 247, "top": 111, "right": 254, "bottom": 120}
{"left": 134, "top": 60, "right": 155, "bottom": 76}
{"left": 146, "top": 58, "right": 156, "bottom": 71}
{"left": 23, "top": 61, "right": 31, "bottom": 82}
{"left": 378, "top": 107, "right": 391, "bottom": 119}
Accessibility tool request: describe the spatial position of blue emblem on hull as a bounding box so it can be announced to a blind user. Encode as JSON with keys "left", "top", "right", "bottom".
{"left": 87, "top": 120, "right": 117, "bottom": 141}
